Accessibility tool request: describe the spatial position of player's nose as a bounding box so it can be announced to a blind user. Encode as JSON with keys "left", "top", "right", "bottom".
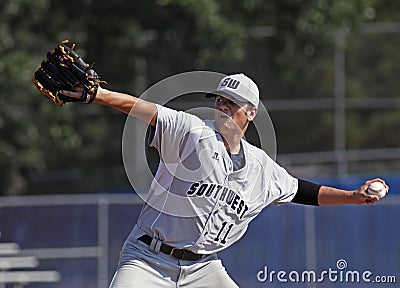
{"left": 216, "top": 101, "right": 230, "bottom": 113}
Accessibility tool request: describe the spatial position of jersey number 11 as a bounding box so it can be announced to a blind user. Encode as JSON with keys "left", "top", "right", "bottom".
{"left": 214, "top": 221, "right": 234, "bottom": 245}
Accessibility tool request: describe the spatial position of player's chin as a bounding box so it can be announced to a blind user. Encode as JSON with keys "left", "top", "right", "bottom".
{"left": 215, "top": 116, "right": 234, "bottom": 131}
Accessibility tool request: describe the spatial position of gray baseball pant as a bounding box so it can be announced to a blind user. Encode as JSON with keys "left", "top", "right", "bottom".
{"left": 109, "top": 229, "right": 239, "bottom": 288}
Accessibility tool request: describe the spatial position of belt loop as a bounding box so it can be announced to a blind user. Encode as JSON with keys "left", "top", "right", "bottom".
{"left": 149, "top": 237, "right": 162, "bottom": 254}
{"left": 154, "top": 239, "right": 162, "bottom": 254}
{"left": 149, "top": 238, "right": 157, "bottom": 252}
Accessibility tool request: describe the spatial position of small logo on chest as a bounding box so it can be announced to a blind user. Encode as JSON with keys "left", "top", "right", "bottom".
{"left": 212, "top": 152, "right": 219, "bottom": 160}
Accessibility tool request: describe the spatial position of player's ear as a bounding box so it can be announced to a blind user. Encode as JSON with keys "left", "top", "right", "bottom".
{"left": 246, "top": 106, "right": 258, "bottom": 121}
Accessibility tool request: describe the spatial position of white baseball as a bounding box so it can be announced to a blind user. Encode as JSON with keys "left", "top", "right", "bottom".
{"left": 366, "top": 182, "right": 387, "bottom": 199}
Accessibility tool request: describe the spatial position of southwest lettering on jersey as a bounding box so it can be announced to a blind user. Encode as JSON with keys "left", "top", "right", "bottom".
{"left": 186, "top": 182, "right": 249, "bottom": 219}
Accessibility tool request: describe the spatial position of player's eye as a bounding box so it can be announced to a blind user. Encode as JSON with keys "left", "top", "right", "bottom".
{"left": 215, "top": 98, "right": 224, "bottom": 105}
{"left": 215, "top": 97, "right": 237, "bottom": 107}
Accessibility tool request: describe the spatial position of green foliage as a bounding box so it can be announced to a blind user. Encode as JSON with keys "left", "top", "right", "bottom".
{"left": 0, "top": 0, "right": 81, "bottom": 193}
{"left": 346, "top": 29, "right": 400, "bottom": 150}
{"left": 271, "top": 0, "right": 374, "bottom": 87}
{"left": 0, "top": 0, "right": 399, "bottom": 194}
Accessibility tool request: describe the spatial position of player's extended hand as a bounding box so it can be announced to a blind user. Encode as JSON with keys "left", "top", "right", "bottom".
{"left": 353, "top": 178, "right": 389, "bottom": 205}
{"left": 32, "top": 40, "right": 105, "bottom": 106}
{"left": 60, "top": 85, "right": 107, "bottom": 104}
{"left": 60, "top": 85, "right": 86, "bottom": 100}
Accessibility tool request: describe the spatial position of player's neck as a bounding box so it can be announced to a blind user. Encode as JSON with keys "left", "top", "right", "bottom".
{"left": 222, "top": 136, "right": 241, "bottom": 154}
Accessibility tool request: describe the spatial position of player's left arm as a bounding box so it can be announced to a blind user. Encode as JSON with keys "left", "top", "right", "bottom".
{"left": 292, "top": 178, "right": 389, "bottom": 206}
{"left": 60, "top": 86, "right": 158, "bottom": 126}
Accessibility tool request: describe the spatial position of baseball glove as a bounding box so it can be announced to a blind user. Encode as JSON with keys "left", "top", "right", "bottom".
{"left": 32, "top": 40, "right": 105, "bottom": 106}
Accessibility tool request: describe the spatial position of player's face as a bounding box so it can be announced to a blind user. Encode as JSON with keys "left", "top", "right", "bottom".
{"left": 214, "top": 96, "right": 255, "bottom": 136}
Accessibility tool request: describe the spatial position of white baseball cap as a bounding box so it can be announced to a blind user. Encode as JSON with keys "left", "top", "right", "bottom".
{"left": 206, "top": 73, "right": 260, "bottom": 107}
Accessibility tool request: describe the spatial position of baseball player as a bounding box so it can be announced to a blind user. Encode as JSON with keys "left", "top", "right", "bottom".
{"left": 61, "top": 73, "right": 388, "bottom": 288}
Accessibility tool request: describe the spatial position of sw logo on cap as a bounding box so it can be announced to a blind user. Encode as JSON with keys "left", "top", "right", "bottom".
{"left": 220, "top": 78, "right": 240, "bottom": 90}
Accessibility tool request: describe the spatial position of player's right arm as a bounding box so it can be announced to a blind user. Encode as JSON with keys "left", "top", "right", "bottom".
{"left": 292, "top": 178, "right": 387, "bottom": 206}
{"left": 60, "top": 86, "right": 158, "bottom": 126}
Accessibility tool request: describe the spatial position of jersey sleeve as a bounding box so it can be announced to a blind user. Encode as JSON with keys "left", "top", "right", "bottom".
{"left": 268, "top": 162, "right": 299, "bottom": 205}
{"left": 148, "top": 104, "right": 197, "bottom": 163}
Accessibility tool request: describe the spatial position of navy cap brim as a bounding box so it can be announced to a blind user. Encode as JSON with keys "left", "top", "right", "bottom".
{"left": 205, "top": 91, "right": 250, "bottom": 106}
{"left": 205, "top": 92, "right": 218, "bottom": 98}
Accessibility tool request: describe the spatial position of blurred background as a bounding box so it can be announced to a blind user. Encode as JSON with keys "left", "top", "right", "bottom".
{"left": 0, "top": 0, "right": 399, "bottom": 287}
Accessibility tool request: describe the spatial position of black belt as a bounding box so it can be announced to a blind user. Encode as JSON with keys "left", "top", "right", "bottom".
{"left": 138, "top": 234, "right": 204, "bottom": 261}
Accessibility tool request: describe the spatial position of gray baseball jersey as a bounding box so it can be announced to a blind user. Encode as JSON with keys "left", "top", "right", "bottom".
{"left": 136, "top": 105, "right": 298, "bottom": 254}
